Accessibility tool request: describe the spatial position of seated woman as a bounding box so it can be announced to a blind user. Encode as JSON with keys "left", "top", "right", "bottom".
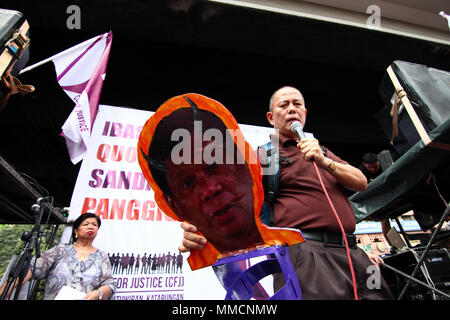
{"left": 1, "top": 213, "right": 116, "bottom": 300}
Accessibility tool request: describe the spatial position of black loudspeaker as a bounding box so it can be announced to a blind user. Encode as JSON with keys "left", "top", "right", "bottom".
{"left": 382, "top": 248, "right": 450, "bottom": 300}
{"left": 377, "top": 60, "right": 450, "bottom": 155}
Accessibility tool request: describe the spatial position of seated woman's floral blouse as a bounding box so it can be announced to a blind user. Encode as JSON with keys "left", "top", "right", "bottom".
{"left": 32, "top": 244, "right": 116, "bottom": 300}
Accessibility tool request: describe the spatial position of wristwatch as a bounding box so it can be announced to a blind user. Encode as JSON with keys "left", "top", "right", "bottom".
{"left": 97, "top": 289, "right": 103, "bottom": 300}
{"left": 326, "top": 160, "right": 336, "bottom": 173}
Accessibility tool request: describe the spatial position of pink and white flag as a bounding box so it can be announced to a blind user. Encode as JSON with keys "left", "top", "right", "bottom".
{"left": 50, "top": 32, "right": 112, "bottom": 163}
{"left": 18, "top": 32, "right": 112, "bottom": 163}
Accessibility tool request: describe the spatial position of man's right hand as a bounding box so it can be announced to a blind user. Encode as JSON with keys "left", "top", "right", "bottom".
{"left": 178, "top": 221, "right": 207, "bottom": 252}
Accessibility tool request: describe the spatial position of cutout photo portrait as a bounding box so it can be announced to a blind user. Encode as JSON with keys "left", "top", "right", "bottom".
{"left": 138, "top": 93, "right": 303, "bottom": 270}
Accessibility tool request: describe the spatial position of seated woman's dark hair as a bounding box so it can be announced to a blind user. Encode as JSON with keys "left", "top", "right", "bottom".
{"left": 71, "top": 212, "right": 101, "bottom": 243}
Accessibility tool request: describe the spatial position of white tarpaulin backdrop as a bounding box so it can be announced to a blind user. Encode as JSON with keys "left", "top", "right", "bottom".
{"left": 61, "top": 104, "right": 275, "bottom": 300}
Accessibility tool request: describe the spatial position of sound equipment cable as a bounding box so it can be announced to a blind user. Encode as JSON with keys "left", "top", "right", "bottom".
{"left": 311, "top": 161, "right": 359, "bottom": 300}
{"left": 290, "top": 121, "right": 358, "bottom": 299}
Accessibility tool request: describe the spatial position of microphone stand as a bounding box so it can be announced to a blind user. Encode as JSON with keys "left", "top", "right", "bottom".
{"left": 0, "top": 198, "right": 46, "bottom": 300}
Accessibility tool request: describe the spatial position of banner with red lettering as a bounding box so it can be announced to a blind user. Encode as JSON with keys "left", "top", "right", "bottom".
{"left": 63, "top": 104, "right": 275, "bottom": 300}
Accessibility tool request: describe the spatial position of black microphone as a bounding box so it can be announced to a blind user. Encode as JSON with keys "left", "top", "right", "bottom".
{"left": 290, "top": 121, "right": 306, "bottom": 140}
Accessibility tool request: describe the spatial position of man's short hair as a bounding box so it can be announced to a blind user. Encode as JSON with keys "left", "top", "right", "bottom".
{"left": 268, "top": 86, "right": 304, "bottom": 111}
{"left": 362, "top": 152, "right": 378, "bottom": 164}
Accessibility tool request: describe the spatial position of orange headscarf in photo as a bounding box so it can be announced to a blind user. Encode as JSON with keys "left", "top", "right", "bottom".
{"left": 138, "top": 93, "right": 303, "bottom": 270}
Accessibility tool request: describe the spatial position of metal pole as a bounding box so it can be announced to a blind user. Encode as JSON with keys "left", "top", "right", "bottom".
{"left": 397, "top": 202, "right": 450, "bottom": 300}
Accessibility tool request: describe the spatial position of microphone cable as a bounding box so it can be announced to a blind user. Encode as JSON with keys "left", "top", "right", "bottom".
{"left": 311, "top": 160, "right": 359, "bottom": 300}
{"left": 290, "top": 120, "right": 358, "bottom": 299}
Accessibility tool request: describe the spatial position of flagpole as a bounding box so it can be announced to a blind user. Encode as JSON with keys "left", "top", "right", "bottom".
{"left": 19, "top": 35, "right": 102, "bottom": 75}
